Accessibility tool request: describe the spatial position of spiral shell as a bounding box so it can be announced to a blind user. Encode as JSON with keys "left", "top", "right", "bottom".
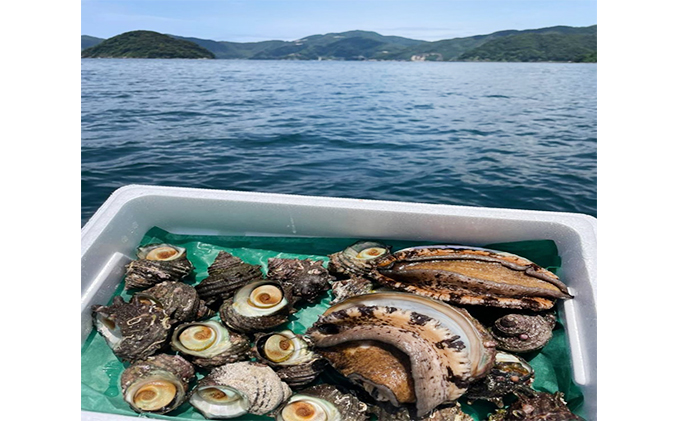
{"left": 124, "top": 244, "right": 194, "bottom": 290}
{"left": 171, "top": 320, "right": 250, "bottom": 368}
{"left": 219, "top": 280, "right": 296, "bottom": 333}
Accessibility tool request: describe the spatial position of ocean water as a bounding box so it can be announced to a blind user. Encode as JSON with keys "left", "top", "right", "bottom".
{"left": 81, "top": 60, "right": 596, "bottom": 226}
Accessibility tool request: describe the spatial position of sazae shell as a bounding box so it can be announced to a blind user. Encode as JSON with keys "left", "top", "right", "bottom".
{"left": 171, "top": 320, "right": 250, "bottom": 368}
{"left": 92, "top": 295, "right": 172, "bottom": 362}
{"left": 124, "top": 243, "right": 194, "bottom": 290}
{"left": 189, "top": 361, "right": 292, "bottom": 419}
{"left": 327, "top": 241, "right": 391, "bottom": 278}
{"left": 267, "top": 258, "right": 334, "bottom": 304}
{"left": 120, "top": 353, "right": 195, "bottom": 414}
{"left": 252, "top": 330, "right": 326, "bottom": 387}
{"left": 135, "top": 281, "right": 213, "bottom": 323}
{"left": 219, "top": 280, "right": 297, "bottom": 333}
{"left": 371, "top": 245, "right": 573, "bottom": 311}
{"left": 274, "top": 384, "right": 369, "bottom": 421}
{"left": 195, "top": 251, "right": 264, "bottom": 308}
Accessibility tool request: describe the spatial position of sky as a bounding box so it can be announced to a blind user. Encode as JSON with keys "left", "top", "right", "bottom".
{"left": 81, "top": 0, "right": 597, "bottom": 42}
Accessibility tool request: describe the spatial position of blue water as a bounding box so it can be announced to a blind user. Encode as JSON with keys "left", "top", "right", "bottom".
{"left": 81, "top": 60, "right": 596, "bottom": 226}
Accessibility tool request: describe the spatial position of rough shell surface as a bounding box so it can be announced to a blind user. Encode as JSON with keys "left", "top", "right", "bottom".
{"left": 330, "top": 276, "right": 374, "bottom": 305}
{"left": 252, "top": 330, "right": 326, "bottom": 387}
{"left": 120, "top": 353, "right": 195, "bottom": 414}
{"left": 370, "top": 401, "right": 473, "bottom": 421}
{"left": 124, "top": 244, "right": 194, "bottom": 290}
{"left": 274, "top": 384, "right": 369, "bottom": 421}
{"left": 327, "top": 241, "right": 391, "bottom": 278}
{"left": 219, "top": 281, "right": 296, "bottom": 333}
{"left": 135, "top": 281, "right": 213, "bottom": 323}
{"left": 195, "top": 251, "right": 264, "bottom": 307}
{"left": 267, "top": 258, "right": 334, "bottom": 304}
{"left": 490, "top": 312, "right": 557, "bottom": 353}
{"left": 191, "top": 361, "right": 292, "bottom": 416}
{"left": 487, "top": 391, "right": 584, "bottom": 421}
{"left": 92, "top": 295, "right": 172, "bottom": 362}
{"left": 372, "top": 246, "right": 572, "bottom": 311}
{"left": 170, "top": 320, "right": 251, "bottom": 368}
{"left": 465, "top": 352, "right": 535, "bottom": 408}
{"left": 307, "top": 305, "right": 471, "bottom": 417}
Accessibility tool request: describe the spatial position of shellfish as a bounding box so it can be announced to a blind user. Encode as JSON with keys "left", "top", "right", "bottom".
{"left": 307, "top": 292, "right": 496, "bottom": 417}
{"left": 489, "top": 312, "right": 557, "bottom": 353}
{"left": 465, "top": 351, "right": 535, "bottom": 407}
{"left": 327, "top": 241, "right": 391, "bottom": 278}
{"left": 170, "top": 320, "right": 250, "bottom": 368}
{"left": 369, "top": 401, "right": 473, "bottom": 421}
{"left": 252, "top": 330, "right": 326, "bottom": 387}
{"left": 487, "top": 390, "right": 584, "bottom": 421}
{"left": 273, "top": 384, "right": 369, "bottom": 421}
{"left": 195, "top": 251, "right": 265, "bottom": 308}
{"left": 124, "top": 243, "right": 194, "bottom": 290}
{"left": 219, "top": 280, "right": 296, "bottom": 333}
{"left": 330, "top": 275, "right": 374, "bottom": 305}
{"left": 134, "top": 281, "right": 213, "bottom": 323}
{"left": 267, "top": 258, "right": 334, "bottom": 304}
{"left": 92, "top": 295, "right": 172, "bottom": 362}
{"left": 120, "top": 353, "right": 195, "bottom": 414}
{"left": 189, "top": 361, "right": 292, "bottom": 419}
{"left": 371, "top": 245, "right": 573, "bottom": 311}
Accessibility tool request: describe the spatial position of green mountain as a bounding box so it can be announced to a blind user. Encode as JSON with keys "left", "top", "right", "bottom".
{"left": 459, "top": 30, "right": 597, "bottom": 62}
{"left": 82, "top": 25, "right": 596, "bottom": 62}
{"left": 81, "top": 35, "right": 104, "bottom": 50}
{"left": 385, "top": 25, "right": 596, "bottom": 61}
{"left": 81, "top": 30, "right": 215, "bottom": 59}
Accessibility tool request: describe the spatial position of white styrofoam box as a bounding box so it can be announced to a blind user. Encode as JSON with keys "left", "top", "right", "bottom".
{"left": 81, "top": 185, "right": 597, "bottom": 420}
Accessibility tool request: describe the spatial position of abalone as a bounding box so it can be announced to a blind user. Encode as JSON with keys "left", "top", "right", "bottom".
{"left": 308, "top": 304, "right": 472, "bottom": 417}
{"left": 371, "top": 245, "right": 573, "bottom": 311}
{"left": 219, "top": 280, "right": 296, "bottom": 333}
{"left": 189, "top": 361, "right": 292, "bottom": 419}
{"left": 170, "top": 320, "right": 250, "bottom": 368}
{"left": 489, "top": 312, "right": 557, "bottom": 353}
{"left": 195, "top": 251, "right": 264, "bottom": 308}
{"left": 124, "top": 243, "right": 194, "bottom": 290}
{"left": 135, "top": 281, "right": 213, "bottom": 324}
{"left": 252, "top": 330, "right": 326, "bottom": 387}
{"left": 274, "top": 384, "right": 369, "bottom": 421}
{"left": 120, "top": 353, "right": 195, "bottom": 414}
{"left": 92, "top": 295, "right": 172, "bottom": 362}
{"left": 267, "top": 258, "right": 334, "bottom": 304}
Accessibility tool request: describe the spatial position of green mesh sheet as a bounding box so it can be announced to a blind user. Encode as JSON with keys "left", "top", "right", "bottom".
{"left": 81, "top": 227, "right": 585, "bottom": 420}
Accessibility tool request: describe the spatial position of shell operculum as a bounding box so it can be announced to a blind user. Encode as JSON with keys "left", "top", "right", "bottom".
{"left": 189, "top": 361, "right": 292, "bottom": 418}
{"left": 275, "top": 384, "right": 368, "bottom": 421}
{"left": 124, "top": 243, "right": 194, "bottom": 290}
{"left": 371, "top": 246, "right": 571, "bottom": 311}
{"left": 219, "top": 280, "right": 296, "bottom": 333}
{"left": 171, "top": 320, "right": 250, "bottom": 368}
{"left": 328, "top": 241, "right": 391, "bottom": 278}
{"left": 120, "top": 354, "right": 195, "bottom": 414}
{"left": 253, "top": 330, "right": 325, "bottom": 387}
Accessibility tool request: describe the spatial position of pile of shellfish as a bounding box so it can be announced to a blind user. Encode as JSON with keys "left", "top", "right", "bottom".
{"left": 90, "top": 240, "right": 584, "bottom": 421}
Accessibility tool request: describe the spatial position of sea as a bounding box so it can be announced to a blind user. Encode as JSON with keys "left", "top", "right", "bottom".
{"left": 81, "top": 59, "right": 596, "bottom": 226}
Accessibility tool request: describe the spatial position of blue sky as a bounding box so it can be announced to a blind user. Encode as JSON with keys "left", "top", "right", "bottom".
{"left": 82, "top": 0, "right": 597, "bottom": 42}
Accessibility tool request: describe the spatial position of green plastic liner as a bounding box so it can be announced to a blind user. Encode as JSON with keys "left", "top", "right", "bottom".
{"left": 81, "top": 227, "right": 585, "bottom": 420}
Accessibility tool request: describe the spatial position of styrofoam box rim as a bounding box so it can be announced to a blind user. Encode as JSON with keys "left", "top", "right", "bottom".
{"left": 81, "top": 184, "right": 597, "bottom": 420}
